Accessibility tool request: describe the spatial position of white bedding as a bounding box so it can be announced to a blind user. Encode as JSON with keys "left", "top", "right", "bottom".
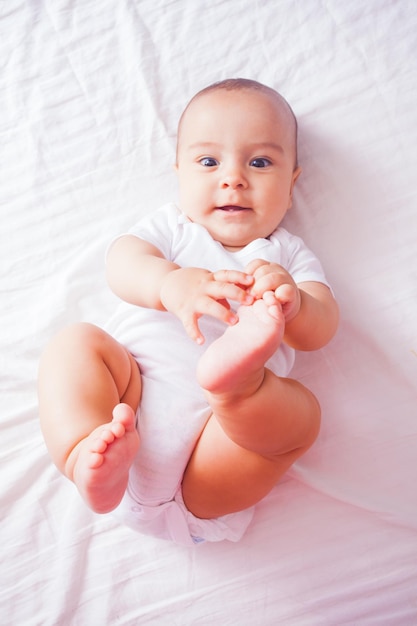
{"left": 2, "top": 1, "right": 417, "bottom": 623}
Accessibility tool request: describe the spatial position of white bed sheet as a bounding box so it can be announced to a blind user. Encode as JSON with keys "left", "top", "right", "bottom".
{"left": 1, "top": 1, "right": 417, "bottom": 623}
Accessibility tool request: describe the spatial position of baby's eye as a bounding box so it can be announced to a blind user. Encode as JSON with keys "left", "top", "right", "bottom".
{"left": 250, "top": 157, "right": 272, "bottom": 168}
{"left": 199, "top": 157, "right": 219, "bottom": 167}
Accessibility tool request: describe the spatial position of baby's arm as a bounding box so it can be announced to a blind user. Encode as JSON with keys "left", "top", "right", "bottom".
{"left": 283, "top": 281, "right": 339, "bottom": 350}
{"left": 106, "top": 235, "right": 254, "bottom": 343}
{"left": 106, "top": 235, "right": 179, "bottom": 309}
{"left": 246, "top": 259, "right": 339, "bottom": 351}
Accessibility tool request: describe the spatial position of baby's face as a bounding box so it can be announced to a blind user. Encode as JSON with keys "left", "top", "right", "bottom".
{"left": 175, "top": 88, "right": 301, "bottom": 251}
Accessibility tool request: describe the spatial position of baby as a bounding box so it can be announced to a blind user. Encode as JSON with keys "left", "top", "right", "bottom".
{"left": 38, "top": 79, "right": 339, "bottom": 545}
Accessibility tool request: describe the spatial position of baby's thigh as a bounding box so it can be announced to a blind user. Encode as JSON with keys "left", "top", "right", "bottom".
{"left": 181, "top": 416, "right": 284, "bottom": 519}
{"left": 40, "top": 322, "right": 142, "bottom": 420}
{"left": 70, "top": 322, "right": 142, "bottom": 408}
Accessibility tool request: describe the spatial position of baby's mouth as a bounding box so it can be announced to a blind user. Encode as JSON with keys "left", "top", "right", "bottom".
{"left": 217, "top": 205, "right": 250, "bottom": 212}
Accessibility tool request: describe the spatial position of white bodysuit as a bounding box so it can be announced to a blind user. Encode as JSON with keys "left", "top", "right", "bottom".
{"left": 106, "top": 203, "right": 330, "bottom": 545}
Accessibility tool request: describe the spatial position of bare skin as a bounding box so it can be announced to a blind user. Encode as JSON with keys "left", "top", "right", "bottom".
{"left": 38, "top": 323, "right": 142, "bottom": 514}
{"left": 38, "top": 81, "right": 339, "bottom": 524}
{"left": 196, "top": 291, "right": 283, "bottom": 393}
{"left": 39, "top": 291, "right": 318, "bottom": 519}
{"left": 70, "top": 404, "right": 139, "bottom": 514}
{"left": 182, "top": 293, "right": 321, "bottom": 518}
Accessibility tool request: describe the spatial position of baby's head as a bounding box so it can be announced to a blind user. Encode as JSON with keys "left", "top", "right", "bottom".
{"left": 175, "top": 79, "right": 301, "bottom": 251}
{"left": 177, "top": 79, "right": 298, "bottom": 167}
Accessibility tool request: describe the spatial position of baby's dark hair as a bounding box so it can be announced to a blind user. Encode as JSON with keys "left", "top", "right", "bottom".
{"left": 177, "top": 78, "right": 298, "bottom": 166}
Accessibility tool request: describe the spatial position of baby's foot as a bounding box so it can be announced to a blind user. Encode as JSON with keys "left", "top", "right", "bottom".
{"left": 197, "top": 292, "right": 285, "bottom": 394}
{"left": 71, "top": 403, "right": 140, "bottom": 513}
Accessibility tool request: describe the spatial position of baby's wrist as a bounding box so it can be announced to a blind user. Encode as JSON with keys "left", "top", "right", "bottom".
{"left": 159, "top": 267, "right": 183, "bottom": 312}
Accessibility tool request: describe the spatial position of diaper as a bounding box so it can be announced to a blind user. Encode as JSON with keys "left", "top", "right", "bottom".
{"left": 115, "top": 483, "right": 255, "bottom": 546}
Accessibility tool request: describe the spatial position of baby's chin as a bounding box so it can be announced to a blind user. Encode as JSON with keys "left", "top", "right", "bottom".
{"left": 218, "top": 236, "right": 252, "bottom": 252}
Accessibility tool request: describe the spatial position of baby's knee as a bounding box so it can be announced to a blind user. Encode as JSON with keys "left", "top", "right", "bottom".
{"left": 53, "top": 322, "right": 105, "bottom": 351}
{"left": 61, "top": 321, "right": 103, "bottom": 343}
{"left": 39, "top": 323, "right": 102, "bottom": 374}
{"left": 299, "top": 391, "right": 321, "bottom": 452}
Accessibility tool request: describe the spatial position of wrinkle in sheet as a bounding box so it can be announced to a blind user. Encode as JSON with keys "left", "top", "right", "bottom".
{"left": 2, "top": 1, "right": 417, "bottom": 624}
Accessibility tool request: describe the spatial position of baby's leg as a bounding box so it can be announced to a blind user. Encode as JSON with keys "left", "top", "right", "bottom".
{"left": 38, "top": 323, "right": 141, "bottom": 513}
{"left": 196, "top": 291, "right": 284, "bottom": 394}
{"left": 182, "top": 295, "right": 320, "bottom": 519}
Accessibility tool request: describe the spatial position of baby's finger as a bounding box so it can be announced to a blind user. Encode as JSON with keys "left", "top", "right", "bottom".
{"left": 208, "top": 280, "right": 254, "bottom": 305}
{"left": 244, "top": 259, "right": 269, "bottom": 275}
{"left": 201, "top": 295, "right": 239, "bottom": 324}
{"left": 250, "top": 272, "right": 281, "bottom": 297}
{"left": 274, "top": 283, "right": 295, "bottom": 305}
{"left": 182, "top": 314, "right": 205, "bottom": 345}
{"left": 262, "top": 290, "right": 283, "bottom": 320}
{"left": 213, "top": 269, "right": 254, "bottom": 287}
{"left": 274, "top": 284, "right": 300, "bottom": 321}
{"left": 182, "top": 301, "right": 237, "bottom": 344}
{"left": 189, "top": 295, "right": 239, "bottom": 333}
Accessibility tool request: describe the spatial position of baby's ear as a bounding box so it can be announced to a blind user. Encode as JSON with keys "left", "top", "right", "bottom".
{"left": 292, "top": 166, "right": 302, "bottom": 184}
{"left": 288, "top": 166, "right": 302, "bottom": 209}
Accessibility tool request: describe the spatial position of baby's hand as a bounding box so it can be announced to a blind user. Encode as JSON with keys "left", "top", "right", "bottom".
{"left": 160, "top": 267, "right": 254, "bottom": 343}
{"left": 245, "top": 259, "right": 301, "bottom": 321}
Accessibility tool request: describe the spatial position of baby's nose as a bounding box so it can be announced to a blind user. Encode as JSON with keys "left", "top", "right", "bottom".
{"left": 220, "top": 166, "right": 248, "bottom": 189}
